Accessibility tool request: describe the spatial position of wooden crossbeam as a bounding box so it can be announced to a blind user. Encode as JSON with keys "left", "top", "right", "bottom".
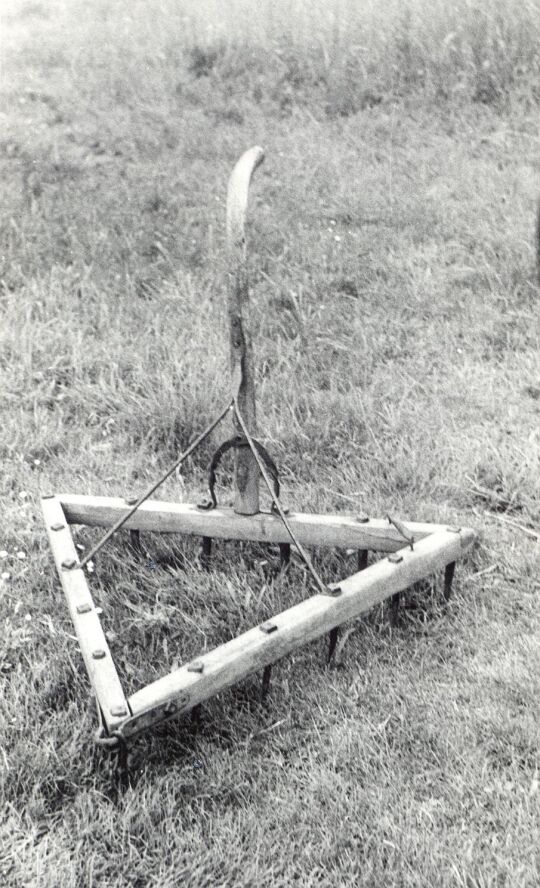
{"left": 122, "top": 527, "right": 474, "bottom": 738}
{"left": 58, "top": 494, "right": 450, "bottom": 552}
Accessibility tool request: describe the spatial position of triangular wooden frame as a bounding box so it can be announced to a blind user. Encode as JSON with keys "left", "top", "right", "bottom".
{"left": 42, "top": 492, "right": 475, "bottom": 743}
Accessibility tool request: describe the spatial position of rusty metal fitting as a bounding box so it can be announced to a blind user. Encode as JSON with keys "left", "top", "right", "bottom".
{"left": 260, "top": 621, "right": 278, "bottom": 634}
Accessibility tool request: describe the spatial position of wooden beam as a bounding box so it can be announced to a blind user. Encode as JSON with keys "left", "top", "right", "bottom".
{"left": 123, "top": 528, "right": 474, "bottom": 736}
{"left": 41, "top": 496, "right": 130, "bottom": 731}
{"left": 58, "top": 494, "right": 453, "bottom": 552}
{"left": 227, "top": 146, "right": 265, "bottom": 516}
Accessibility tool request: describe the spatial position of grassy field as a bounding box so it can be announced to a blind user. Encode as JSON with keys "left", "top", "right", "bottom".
{"left": 1, "top": 0, "right": 540, "bottom": 885}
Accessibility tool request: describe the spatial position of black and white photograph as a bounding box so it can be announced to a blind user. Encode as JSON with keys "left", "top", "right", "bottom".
{"left": 1, "top": 0, "right": 539, "bottom": 885}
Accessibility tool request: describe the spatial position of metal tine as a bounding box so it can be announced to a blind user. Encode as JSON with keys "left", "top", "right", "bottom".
{"left": 389, "top": 592, "right": 400, "bottom": 626}
{"left": 116, "top": 736, "right": 129, "bottom": 787}
{"left": 327, "top": 626, "right": 339, "bottom": 664}
{"left": 279, "top": 543, "right": 291, "bottom": 570}
{"left": 261, "top": 665, "right": 272, "bottom": 702}
{"left": 357, "top": 549, "right": 368, "bottom": 571}
{"left": 444, "top": 561, "right": 456, "bottom": 601}
{"left": 130, "top": 530, "right": 143, "bottom": 554}
{"left": 200, "top": 536, "right": 212, "bottom": 569}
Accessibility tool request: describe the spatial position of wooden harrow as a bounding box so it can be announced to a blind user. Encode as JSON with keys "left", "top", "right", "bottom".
{"left": 42, "top": 147, "right": 475, "bottom": 774}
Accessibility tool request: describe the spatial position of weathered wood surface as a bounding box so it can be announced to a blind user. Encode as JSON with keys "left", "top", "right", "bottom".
{"left": 124, "top": 528, "right": 474, "bottom": 735}
{"left": 227, "top": 146, "right": 264, "bottom": 516}
{"left": 41, "top": 496, "right": 129, "bottom": 729}
{"left": 58, "top": 494, "right": 455, "bottom": 551}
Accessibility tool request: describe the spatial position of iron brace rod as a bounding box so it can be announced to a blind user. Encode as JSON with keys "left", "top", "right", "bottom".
{"left": 73, "top": 400, "right": 234, "bottom": 571}
{"left": 233, "top": 399, "right": 329, "bottom": 597}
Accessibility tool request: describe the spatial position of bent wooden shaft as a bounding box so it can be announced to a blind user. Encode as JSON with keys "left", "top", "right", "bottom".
{"left": 58, "top": 494, "right": 452, "bottom": 551}
{"left": 227, "top": 146, "right": 264, "bottom": 516}
{"left": 123, "top": 528, "right": 474, "bottom": 737}
{"left": 41, "top": 496, "right": 129, "bottom": 730}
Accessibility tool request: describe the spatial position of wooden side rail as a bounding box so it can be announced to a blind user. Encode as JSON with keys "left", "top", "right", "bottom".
{"left": 42, "top": 496, "right": 130, "bottom": 731}
{"left": 122, "top": 527, "right": 474, "bottom": 737}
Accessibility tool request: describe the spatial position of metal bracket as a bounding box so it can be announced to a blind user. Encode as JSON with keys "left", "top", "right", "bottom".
{"left": 206, "top": 434, "right": 280, "bottom": 509}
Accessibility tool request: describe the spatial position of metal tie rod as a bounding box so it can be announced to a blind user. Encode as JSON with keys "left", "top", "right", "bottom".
{"left": 70, "top": 400, "right": 233, "bottom": 571}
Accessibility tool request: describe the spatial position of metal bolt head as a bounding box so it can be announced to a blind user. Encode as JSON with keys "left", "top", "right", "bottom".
{"left": 355, "top": 513, "right": 369, "bottom": 523}
{"left": 125, "top": 496, "right": 138, "bottom": 506}
{"left": 50, "top": 523, "right": 65, "bottom": 532}
{"left": 446, "top": 525, "right": 461, "bottom": 534}
{"left": 111, "top": 706, "right": 128, "bottom": 718}
{"left": 187, "top": 661, "right": 204, "bottom": 674}
{"left": 92, "top": 649, "right": 106, "bottom": 659}
{"left": 76, "top": 603, "right": 92, "bottom": 614}
{"left": 41, "top": 493, "right": 55, "bottom": 500}
{"left": 388, "top": 553, "right": 403, "bottom": 564}
{"left": 61, "top": 559, "right": 78, "bottom": 570}
{"left": 260, "top": 621, "right": 278, "bottom": 634}
{"left": 197, "top": 498, "right": 214, "bottom": 511}
{"left": 327, "top": 584, "right": 342, "bottom": 597}
{"left": 164, "top": 700, "right": 177, "bottom": 715}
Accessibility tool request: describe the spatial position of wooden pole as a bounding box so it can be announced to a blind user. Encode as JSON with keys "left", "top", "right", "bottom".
{"left": 226, "top": 146, "right": 265, "bottom": 515}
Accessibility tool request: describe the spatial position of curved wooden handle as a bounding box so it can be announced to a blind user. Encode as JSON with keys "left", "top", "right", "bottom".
{"left": 226, "top": 146, "right": 265, "bottom": 515}
{"left": 226, "top": 146, "right": 265, "bottom": 253}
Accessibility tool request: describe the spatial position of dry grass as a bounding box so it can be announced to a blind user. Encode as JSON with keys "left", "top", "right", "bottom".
{"left": 1, "top": 1, "right": 539, "bottom": 886}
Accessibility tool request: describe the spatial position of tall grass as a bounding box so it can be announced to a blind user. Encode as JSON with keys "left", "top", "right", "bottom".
{"left": 4, "top": 0, "right": 540, "bottom": 115}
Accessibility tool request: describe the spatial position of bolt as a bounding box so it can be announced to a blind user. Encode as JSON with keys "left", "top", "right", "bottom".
{"left": 164, "top": 701, "right": 177, "bottom": 715}
{"left": 76, "top": 603, "right": 92, "bottom": 614}
{"left": 61, "top": 559, "right": 78, "bottom": 570}
{"left": 92, "top": 650, "right": 106, "bottom": 659}
{"left": 260, "top": 621, "right": 278, "bottom": 634}
{"left": 125, "top": 496, "right": 138, "bottom": 506}
{"left": 446, "top": 525, "right": 461, "bottom": 534}
{"left": 327, "top": 585, "right": 342, "bottom": 597}
{"left": 41, "top": 493, "right": 55, "bottom": 500}
{"left": 50, "top": 523, "right": 65, "bottom": 532}
{"left": 111, "top": 706, "right": 128, "bottom": 718}
{"left": 387, "top": 553, "right": 403, "bottom": 564}
{"left": 197, "top": 498, "right": 214, "bottom": 511}
{"left": 355, "top": 513, "right": 369, "bottom": 523}
{"left": 187, "top": 661, "right": 204, "bottom": 674}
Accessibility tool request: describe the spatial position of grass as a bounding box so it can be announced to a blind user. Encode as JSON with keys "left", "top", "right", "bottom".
{"left": 1, "top": 0, "right": 539, "bottom": 885}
